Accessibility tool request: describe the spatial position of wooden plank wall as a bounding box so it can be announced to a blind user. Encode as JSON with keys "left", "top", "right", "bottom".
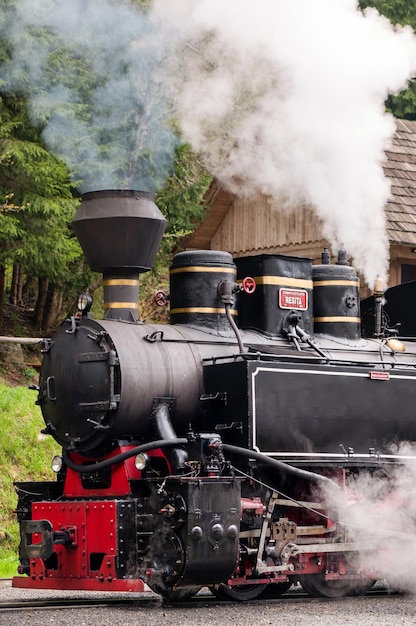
{"left": 210, "top": 191, "right": 326, "bottom": 258}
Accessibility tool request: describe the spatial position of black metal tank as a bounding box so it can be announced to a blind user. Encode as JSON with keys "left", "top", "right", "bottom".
{"left": 235, "top": 254, "right": 314, "bottom": 336}
{"left": 169, "top": 250, "right": 237, "bottom": 331}
{"left": 312, "top": 250, "right": 361, "bottom": 340}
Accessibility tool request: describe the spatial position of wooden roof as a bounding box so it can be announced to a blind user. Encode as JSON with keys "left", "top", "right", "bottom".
{"left": 183, "top": 178, "right": 235, "bottom": 250}
{"left": 185, "top": 118, "right": 416, "bottom": 250}
{"left": 385, "top": 119, "right": 416, "bottom": 246}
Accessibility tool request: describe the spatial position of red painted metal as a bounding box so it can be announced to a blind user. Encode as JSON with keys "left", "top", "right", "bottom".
{"left": 14, "top": 499, "right": 142, "bottom": 591}
{"left": 33, "top": 500, "right": 116, "bottom": 576}
{"left": 12, "top": 576, "right": 145, "bottom": 592}
{"left": 64, "top": 445, "right": 170, "bottom": 497}
{"left": 12, "top": 447, "right": 172, "bottom": 591}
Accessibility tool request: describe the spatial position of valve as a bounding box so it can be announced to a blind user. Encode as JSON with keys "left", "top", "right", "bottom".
{"left": 218, "top": 277, "right": 257, "bottom": 304}
{"left": 154, "top": 290, "right": 169, "bottom": 306}
{"left": 241, "top": 276, "right": 256, "bottom": 294}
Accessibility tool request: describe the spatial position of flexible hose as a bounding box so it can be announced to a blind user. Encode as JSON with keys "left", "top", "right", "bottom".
{"left": 62, "top": 438, "right": 187, "bottom": 473}
{"left": 63, "top": 437, "right": 339, "bottom": 491}
{"left": 222, "top": 443, "right": 340, "bottom": 491}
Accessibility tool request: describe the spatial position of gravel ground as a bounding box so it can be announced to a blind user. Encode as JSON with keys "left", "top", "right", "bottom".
{"left": 2, "top": 581, "right": 416, "bottom": 626}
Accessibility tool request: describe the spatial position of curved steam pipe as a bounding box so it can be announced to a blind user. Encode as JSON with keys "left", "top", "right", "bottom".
{"left": 62, "top": 439, "right": 339, "bottom": 490}
{"left": 62, "top": 438, "right": 187, "bottom": 473}
{"left": 222, "top": 443, "right": 340, "bottom": 491}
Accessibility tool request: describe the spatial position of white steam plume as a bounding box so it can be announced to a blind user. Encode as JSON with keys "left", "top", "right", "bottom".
{"left": 324, "top": 446, "right": 416, "bottom": 593}
{"left": 0, "top": 0, "right": 178, "bottom": 193}
{"left": 2, "top": 1, "right": 416, "bottom": 286}
{"left": 152, "top": 0, "right": 416, "bottom": 287}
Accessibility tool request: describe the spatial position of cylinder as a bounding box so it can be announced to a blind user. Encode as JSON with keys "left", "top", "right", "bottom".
{"left": 103, "top": 271, "right": 140, "bottom": 322}
{"left": 169, "top": 250, "right": 237, "bottom": 332}
{"left": 312, "top": 262, "right": 361, "bottom": 340}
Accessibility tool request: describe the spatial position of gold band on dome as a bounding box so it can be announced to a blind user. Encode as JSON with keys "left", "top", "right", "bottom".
{"left": 103, "top": 279, "right": 140, "bottom": 286}
{"left": 240, "top": 276, "right": 313, "bottom": 289}
{"left": 104, "top": 302, "right": 139, "bottom": 309}
{"left": 313, "top": 280, "right": 360, "bottom": 287}
{"left": 314, "top": 316, "right": 361, "bottom": 323}
{"left": 170, "top": 266, "right": 236, "bottom": 274}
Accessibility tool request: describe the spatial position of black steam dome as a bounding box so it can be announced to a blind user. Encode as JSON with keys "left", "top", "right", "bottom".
{"left": 72, "top": 189, "right": 166, "bottom": 322}
{"left": 72, "top": 189, "right": 166, "bottom": 272}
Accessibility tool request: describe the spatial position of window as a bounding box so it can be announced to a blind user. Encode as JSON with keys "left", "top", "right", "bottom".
{"left": 401, "top": 264, "right": 416, "bottom": 283}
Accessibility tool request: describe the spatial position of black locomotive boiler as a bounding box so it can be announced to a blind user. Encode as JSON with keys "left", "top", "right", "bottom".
{"left": 13, "top": 189, "right": 416, "bottom": 600}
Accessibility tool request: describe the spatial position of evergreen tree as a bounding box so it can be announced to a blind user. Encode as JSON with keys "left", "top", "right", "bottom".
{"left": 360, "top": 0, "right": 416, "bottom": 119}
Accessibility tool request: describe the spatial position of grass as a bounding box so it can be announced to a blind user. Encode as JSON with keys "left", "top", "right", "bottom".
{"left": 0, "top": 381, "right": 59, "bottom": 577}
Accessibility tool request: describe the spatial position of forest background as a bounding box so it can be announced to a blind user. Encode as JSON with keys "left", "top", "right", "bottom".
{"left": 0, "top": 0, "right": 415, "bottom": 341}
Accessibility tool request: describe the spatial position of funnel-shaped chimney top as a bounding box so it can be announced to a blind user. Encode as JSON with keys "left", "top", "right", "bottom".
{"left": 72, "top": 189, "right": 166, "bottom": 272}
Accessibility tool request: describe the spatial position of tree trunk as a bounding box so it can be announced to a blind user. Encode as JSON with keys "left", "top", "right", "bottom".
{"left": 0, "top": 265, "right": 5, "bottom": 332}
{"left": 17, "top": 267, "right": 24, "bottom": 306}
{"left": 23, "top": 275, "right": 38, "bottom": 309}
{"left": 34, "top": 277, "right": 49, "bottom": 331}
{"left": 9, "top": 264, "right": 23, "bottom": 305}
{"left": 42, "top": 284, "right": 63, "bottom": 333}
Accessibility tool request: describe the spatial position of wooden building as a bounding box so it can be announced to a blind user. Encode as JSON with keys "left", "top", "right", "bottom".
{"left": 184, "top": 119, "right": 416, "bottom": 294}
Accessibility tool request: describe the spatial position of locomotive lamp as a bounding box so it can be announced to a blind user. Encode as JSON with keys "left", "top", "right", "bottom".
{"left": 77, "top": 293, "right": 93, "bottom": 314}
{"left": 134, "top": 453, "right": 148, "bottom": 471}
{"left": 51, "top": 455, "right": 63, "bottom": 473}
{"left": 386, "top": 337, "right": 406, "bottom": 352}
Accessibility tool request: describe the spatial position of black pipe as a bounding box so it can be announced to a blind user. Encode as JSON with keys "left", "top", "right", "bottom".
{"left": 63, "top": 437, "right": 339, "bottom": 492}
{"left": 225, "top": 302, "right": 246, "bottom": 353}
{"left": 152, "top": 401, "right": 188, "bottom": 470}
{"left": 62, "top": 438, "right": 187, "bottom": 473}
{"left": 222, "top": 443, "right": 340, "bottom": 491}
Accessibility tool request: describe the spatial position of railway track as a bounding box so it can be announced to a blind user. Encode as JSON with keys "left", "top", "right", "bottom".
{"left": 2, "top": 587, "right": 413, "bottom": 626}
{"left": 0, "top": 595, "right": 162, "bottom": 612}
{"left": 0, "top": 583, "right": 395, "bottom": 612}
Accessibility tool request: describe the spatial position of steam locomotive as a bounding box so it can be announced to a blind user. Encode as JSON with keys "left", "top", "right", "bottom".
{"left": 13, "top": 189, "right": 416, "bottom": 600}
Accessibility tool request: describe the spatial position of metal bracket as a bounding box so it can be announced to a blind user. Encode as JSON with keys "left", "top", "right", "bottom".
{"left": 256, "top": 492, "right": 298, "bottom": 574}
{"left": 79, "top": 351, "right": 109, "bottom": 362}
{"left": 200, "top": 391, "right": 228, "bottom": 404}
{"left": 215, "top": 422, "right": 243, "bottom": 433}
{"left": 65, "top": 316, "right": 81, "bottom": 335}
{"left": 152, "top": 397, "right": 176, "bottom": 412}
{"left": 144, "top": 330, "right": 165, "bottom": 342}
{"left": 40, "top": 338, "right": 54, "bottom": 353}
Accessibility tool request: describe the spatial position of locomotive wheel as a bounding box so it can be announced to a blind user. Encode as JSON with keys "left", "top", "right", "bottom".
{"left": 259, "top": 581, "right": 292, "bottom": 598}
{"left": 348, "top": 579, "right": 376, "bottom": 595}
{"left": 211, "top": 582, "right": 268, "bottom": 601}
{"left": 151, "top": 583, "right": 202, "bottom": 602}
{"left": 298, "top": 574, "right": 361, "bottom": 598}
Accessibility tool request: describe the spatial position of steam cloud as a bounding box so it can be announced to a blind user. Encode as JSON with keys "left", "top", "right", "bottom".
{"left": 0, "top": 0, "right": 178, "bottom": 193}
{"left": 152, "top": 0, "right": 416, "bottom": 287}
{"left": 323, "top": 446, "right": 416, "bottom": 593}
{"left": 2, "top": 0, "right": 416, "bottom": 285}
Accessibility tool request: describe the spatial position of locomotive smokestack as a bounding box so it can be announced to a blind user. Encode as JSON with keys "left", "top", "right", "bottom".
{"left": 72, "top": 189, "right": 166, "bottom": 321}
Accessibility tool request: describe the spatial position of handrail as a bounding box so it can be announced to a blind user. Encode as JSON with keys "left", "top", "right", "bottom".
{"left": 0, "top": 336, "right": 44, "bottom": 344}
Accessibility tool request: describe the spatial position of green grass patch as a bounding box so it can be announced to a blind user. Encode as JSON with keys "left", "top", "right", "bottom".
{"left": 0, "top": 382, "right": 59, "bottom": 576}
{"left": 0, "top": 554, "right": 19, "bottom": 578}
